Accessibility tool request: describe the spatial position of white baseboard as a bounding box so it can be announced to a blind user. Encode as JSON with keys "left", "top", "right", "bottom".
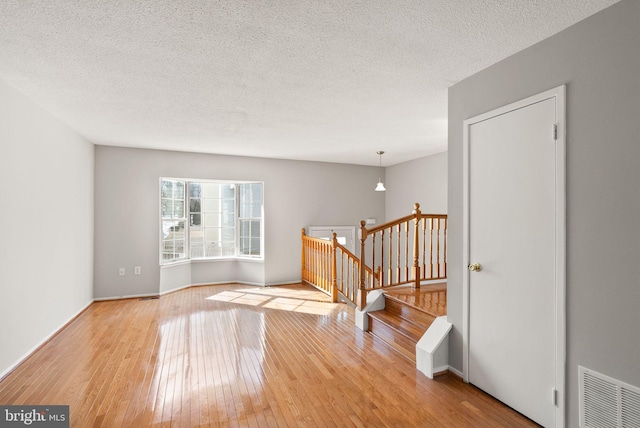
{"left": 93, "top": 292, "right": 159, "bottom": 301}
{"left": 0, "top": 300, "right": 93, "bottom": 381}
{"left": 265, "top": 279, "right": 303, "bottom": 286}
{"left": 96, "top": 279, "right": 307, "bottom": 300}
{"left": 159, "top": 279, "right": 304, "bottom": 295}
{"left": 448, "top": 365, "right": 464, "bottom": 379}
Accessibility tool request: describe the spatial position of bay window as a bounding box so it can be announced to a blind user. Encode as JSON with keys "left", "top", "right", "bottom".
{"left": 160, "top": 178, "right": 263, "bottom": 264}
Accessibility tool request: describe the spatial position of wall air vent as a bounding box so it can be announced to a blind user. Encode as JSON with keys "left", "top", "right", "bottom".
{"left": 579, "top": 366, "right": 640, "bottom": 428}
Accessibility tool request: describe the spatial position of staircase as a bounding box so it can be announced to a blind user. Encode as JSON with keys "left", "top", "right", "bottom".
{"left": 367, "top": 283, "right": 446, "bottom": 363}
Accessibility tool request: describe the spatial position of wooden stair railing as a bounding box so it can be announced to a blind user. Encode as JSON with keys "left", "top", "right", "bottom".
{"left": 301, "top": 230, "right": 379, "bottom": 304}
{"left": 358, "top": 203, "right": 446, "bottom": 309}
{"left": 301, "top": 203, "right": 446, "bottom": 309}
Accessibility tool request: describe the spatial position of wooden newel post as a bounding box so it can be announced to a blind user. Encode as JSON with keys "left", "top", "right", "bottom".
{"left": 330, "top": 232, "right": 338, "bottom": 303}
{"left": 301, "top": 228, "right": 306, "bottom": 283}
{"left": 358, "top": 220, "right": 367, "bottom": 310}
{"left": 412, "top": 203, "right": 421, "bottom": 290}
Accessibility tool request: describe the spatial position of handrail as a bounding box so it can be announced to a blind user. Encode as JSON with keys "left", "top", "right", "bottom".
{"left": 301, "top": 203, "right": 446, "bottom": 310}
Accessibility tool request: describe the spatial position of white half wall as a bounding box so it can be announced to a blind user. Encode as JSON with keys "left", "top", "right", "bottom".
{"left": 0, "top": 78, "right": 94, "bottom": 377}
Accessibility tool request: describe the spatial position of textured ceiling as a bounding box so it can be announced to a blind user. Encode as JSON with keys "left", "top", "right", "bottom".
{"left": 0, "top": 0, "right": 620, "bottom": 166}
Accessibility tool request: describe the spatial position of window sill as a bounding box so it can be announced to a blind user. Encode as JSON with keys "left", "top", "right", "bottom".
{"left": 161, "top": 257, "right": 264, "bottom": 267}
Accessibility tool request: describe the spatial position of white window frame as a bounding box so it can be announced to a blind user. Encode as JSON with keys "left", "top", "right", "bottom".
{"left": 159, "top": 178, "right": 264, "bottom": 265}
{"left": 160, "top": 178, "right": 188, "bottom": 263}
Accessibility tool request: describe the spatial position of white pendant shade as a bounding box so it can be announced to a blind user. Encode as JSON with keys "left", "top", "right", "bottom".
{"left": 375, "top": 150, "right": 385, "bottom": 192}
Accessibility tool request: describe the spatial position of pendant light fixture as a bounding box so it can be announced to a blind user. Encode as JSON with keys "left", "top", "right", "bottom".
{"left": 375, "top": 151, "right": 386, "bottom": 192}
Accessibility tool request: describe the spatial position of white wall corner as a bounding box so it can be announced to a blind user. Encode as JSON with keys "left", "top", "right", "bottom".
{"left": 416, "top": 316, "right": 453, "bottom": 379}
{"left": 354, "top": 289, "right": 385, "bottom": 331}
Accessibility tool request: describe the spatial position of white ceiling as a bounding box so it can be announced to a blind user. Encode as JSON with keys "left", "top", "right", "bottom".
{"left": 0, "top": 0, "right": 619, "bottom": 166}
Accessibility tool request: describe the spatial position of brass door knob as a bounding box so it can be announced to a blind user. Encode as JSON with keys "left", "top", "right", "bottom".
{"left": 468, "top": 263, "right": 482, "bottom": 272}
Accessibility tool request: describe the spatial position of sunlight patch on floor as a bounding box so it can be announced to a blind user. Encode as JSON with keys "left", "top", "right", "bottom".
{"left": 206, "top": 287, "right": 339, "bottom": 315}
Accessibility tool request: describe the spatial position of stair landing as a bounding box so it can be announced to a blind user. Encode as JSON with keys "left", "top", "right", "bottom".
{"left": 368, "top": 282, "right": 447, "bottom": 363}
{"left": 383, "top": 282, "right": 447, "bottom": 318}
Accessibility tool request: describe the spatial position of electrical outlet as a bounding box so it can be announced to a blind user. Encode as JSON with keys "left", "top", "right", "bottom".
{"left": 119, "top": 267, "right": 125, "bottom": 276}
{"left": 134, "top": 266, "right": 141, "bottom": 275}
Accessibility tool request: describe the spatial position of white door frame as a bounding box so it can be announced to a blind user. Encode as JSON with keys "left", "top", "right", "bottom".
{"left": 461, "top": 85, "right": 566, "bottom": 427}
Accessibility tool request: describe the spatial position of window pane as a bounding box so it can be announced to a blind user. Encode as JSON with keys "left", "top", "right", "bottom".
{"left": 250, "top": 220, "right": 261, "bottom": 237}
{"left": 203, "top": 183, "right": 220, "bottom": 197}
{"left": 222, "top": 212, "right": 235, "bottom": 227}
{"left": 221, "top": 242, "right": 235, "bottom": 257}
{"left": 161, "top": 199, "right": 173, "bottom": 218}
{"left": 204, "top": 228, "right": 220, "bottom": 242}
{"left": 222, "top": 228, "right": 235, "bottom": 241}
{"left": 162, "top": 220, "right": 186, "bottom": 261}
{"left": 203, "top": 199, "right": 219, "bottom": 212}
{"left": 190, "top": 198, "right": 201, "bottom": 213}
{"left": 161, "top": 180, "right": 173, "bottom": 198}
{"left": 222, "top": 185, "right": 235, "bottom": 199}
{"left": 190, "top": 213, "right": 201, "bottom": 226}
{"left": 206, "top": 242, "right": 221, "bottom": 257}
{"left": 173, "top": 200, "right": 184, "bottom": 218}
{"left": 250, "top": 238, "right": 260, "bottom": 255}
{"left": 189, "top": 182, "right": 201, "bottom": 198}
{"left": 174, "top": 181, "right": 185, "bottom": 198}
{"left": 191, "top": 243, "right": 204, "bottom": 258}
{"left": 222, "top": 199, "right": 235, "bottom": 214}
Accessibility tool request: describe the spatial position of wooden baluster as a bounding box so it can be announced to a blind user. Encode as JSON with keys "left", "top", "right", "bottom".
{"left": 422, "top": 217, "right": 427, "bottom": 280}
{"left": 324, "top": 241, "right": 328, "bottom": 291}
{"left": 396, "top": 224, "right": 401, "bottom": 284}
{"left": 388, "top": 226, "right": 393, "bottom": 285}
{"left": 443, "top": 217, "right": 447, "bottom": 278}
{"left": 380, "top": 229, "right": 385, "bottom": 287}
{"left": 430, "top": 218, "right": 434, "bottom": 279}
{"left": 331, "top": 233, "right": 338, "bottom": 302}
{"left": 436, "top": 218, "right": 440, "bottom": 279}
{"left": 404, "top": 220, "right": 409, "bottom": 282}
{"left": 317, "top": 241, "right": 321, "bottom": 287}
{"left": 413, "top": 203, "right": 421, "bottom": 290}
{"left": 371, "top": 232, "right": 376, "bottom": 288}
{"left": 320, "top": 241, "right": 325, "bottom": 290}
{"left": 301, "top": 229, "right": 306, "bottom": 282}
{"left": 313, "top": 240, "right": 317, "bottom": 285}
{"left": 315, "top": 241, "right": 319, "bottom": 287}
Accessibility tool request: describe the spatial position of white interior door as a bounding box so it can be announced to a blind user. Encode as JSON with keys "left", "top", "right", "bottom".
{"left": 463, "top": 87, "right": 565, "bottom": 427}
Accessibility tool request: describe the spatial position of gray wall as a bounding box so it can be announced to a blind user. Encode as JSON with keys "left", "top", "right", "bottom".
{"left": 447, "top": 1, "right": 640, "bottom": 425}
{"left": 0, "top": 78, "right": 94, "bottom": 377}
{"left": 94, "top": 146, "right": 385, "bottom": 298}
{"left": 385, "top": 151, "right": 447, "bottom": 220}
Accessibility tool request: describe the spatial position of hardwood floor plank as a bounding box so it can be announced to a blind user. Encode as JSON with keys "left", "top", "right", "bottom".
{"left": 0, "top": 283, "right": 537, "bottom": 427}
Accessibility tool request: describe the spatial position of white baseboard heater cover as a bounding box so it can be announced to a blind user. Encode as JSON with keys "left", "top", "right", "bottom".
{"left": 579, "top": 366, "right": 640, "bottom": 428}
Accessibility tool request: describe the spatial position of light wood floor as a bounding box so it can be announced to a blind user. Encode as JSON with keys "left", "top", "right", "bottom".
{"left": 0, "top": 283, "right": 537, "bottom": 427}
{"left": 383, "top": 282, "right": 447, "bottom": 317}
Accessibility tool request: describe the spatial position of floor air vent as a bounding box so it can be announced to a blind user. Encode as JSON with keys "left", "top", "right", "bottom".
{"left": 580, "top": 366, "right": 640, "bottom": 428}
